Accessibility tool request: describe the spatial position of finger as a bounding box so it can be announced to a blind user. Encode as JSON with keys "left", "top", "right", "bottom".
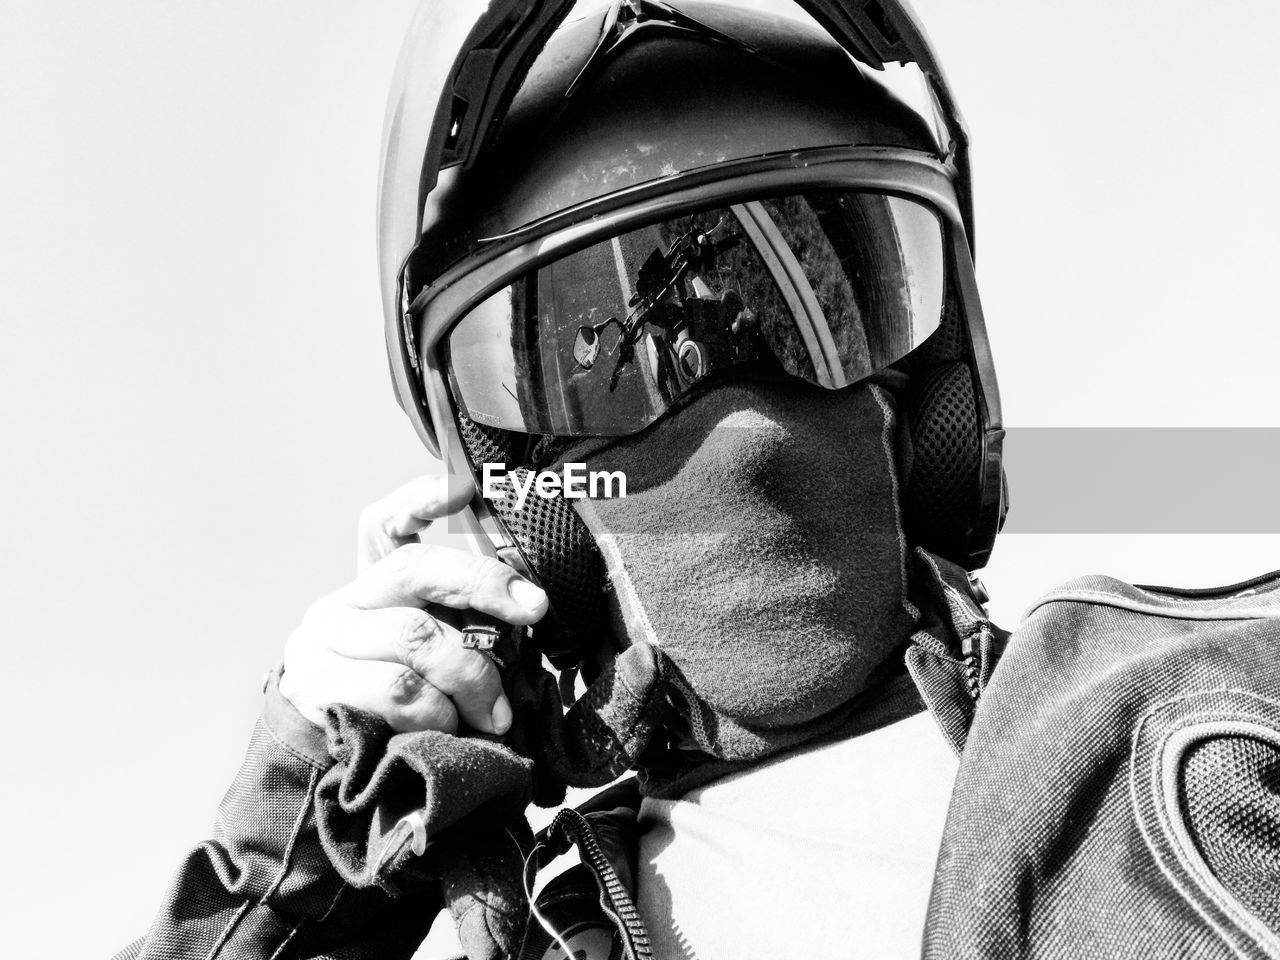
{"left": 281, "top": 649, "right": 460, "bottom": 734}
{"left": 357, "top": 474, "right": 475, "bottom": 572}
{"left": 307, "top": 606, "right": 511, "bottom": 734}
{"left": 339, "top": 543, "right": 549, "bottom": 625}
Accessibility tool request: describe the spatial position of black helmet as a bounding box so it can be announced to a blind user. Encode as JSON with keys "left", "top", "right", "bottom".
{"left": 377, "top": 0, "right": 1006, "bottom": 664}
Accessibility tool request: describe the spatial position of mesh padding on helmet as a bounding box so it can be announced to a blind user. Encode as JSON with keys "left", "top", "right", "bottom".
{"left": 456, "top": 412, "right": 521, "bottom": 465}
{"left": 455, "top": 414, "right": 607, "bottom": 667}
{"left": 908, "top": 292, "right": 966, "bottom": 368}
{"left": 904, "top": 359, "right": 981, "bottom": 562}
{"left": 1179, "top": 735, "right": 1280, "bottom": 934}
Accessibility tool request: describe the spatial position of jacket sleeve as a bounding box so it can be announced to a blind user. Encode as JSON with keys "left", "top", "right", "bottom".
{"left": 112, "top": 670, "right": 443, "bottom": 960}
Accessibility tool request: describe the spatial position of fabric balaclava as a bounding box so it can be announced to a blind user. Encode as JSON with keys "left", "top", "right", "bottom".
{"left": 553, "top": 376, "right": 923, "bottom": 792}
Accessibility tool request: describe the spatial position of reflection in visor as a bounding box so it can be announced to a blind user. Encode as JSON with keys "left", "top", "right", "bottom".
{"left": 446, "top": 190, "right": 944, "bottom": 437}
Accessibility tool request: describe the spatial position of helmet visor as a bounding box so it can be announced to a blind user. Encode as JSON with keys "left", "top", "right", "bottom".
{"left": 445, "top": 190, "right": 944, "bottom": 437}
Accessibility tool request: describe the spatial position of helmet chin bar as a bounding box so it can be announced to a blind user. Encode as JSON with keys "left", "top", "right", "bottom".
{"left": 401, "top": 148, "right": 1004, "bottom": 570}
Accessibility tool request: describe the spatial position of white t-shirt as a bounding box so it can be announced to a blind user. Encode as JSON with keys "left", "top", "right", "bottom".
{"left": 635, "top": 711, "right": 959, "bottom": 959}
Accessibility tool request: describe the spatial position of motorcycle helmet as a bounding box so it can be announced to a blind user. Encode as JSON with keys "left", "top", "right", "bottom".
{"left": 376, "top": 0, "right": 1006, "bottom": 668}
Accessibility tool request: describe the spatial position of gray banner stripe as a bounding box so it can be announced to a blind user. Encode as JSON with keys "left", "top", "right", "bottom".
{"left": 1002, "top": 429, "right": 1280, "bottom": 533}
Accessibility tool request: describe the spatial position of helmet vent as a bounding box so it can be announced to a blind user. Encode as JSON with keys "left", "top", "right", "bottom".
{"left": 564, "top": 0, "right": 779, "bottom": 103}
{"left": 861, "top": 1, "right": 903, "bottom": 46}
{"left": 445, "top": 95, "right": 469, "bottom": 150}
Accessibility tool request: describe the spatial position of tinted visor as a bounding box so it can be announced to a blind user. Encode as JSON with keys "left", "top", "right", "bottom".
{"left": 446, "top": 190, "right": 944, "bottom": 437}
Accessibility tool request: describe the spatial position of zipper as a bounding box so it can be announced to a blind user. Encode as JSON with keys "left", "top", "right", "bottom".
{"left": 960, "top": 621, "right": 992, "bottom": 703}
{"left": 547, "top": 808, "right": 652, "bottom": 960}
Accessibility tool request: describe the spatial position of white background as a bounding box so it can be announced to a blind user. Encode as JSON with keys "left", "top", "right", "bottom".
{"left": 2, "top": 1, "right": 1278, "bottom": 957}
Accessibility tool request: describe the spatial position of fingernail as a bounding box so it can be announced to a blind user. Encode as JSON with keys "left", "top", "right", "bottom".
{"left": 491, "top": 695, "right": 513, "bottom": 735}
{"left": 508, "top": 578, "right": 548, "bottom": 615}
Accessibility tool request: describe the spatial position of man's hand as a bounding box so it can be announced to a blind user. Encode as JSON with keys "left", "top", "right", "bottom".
{"left": 280, "top": 476, "right": 548, "bottom": 735}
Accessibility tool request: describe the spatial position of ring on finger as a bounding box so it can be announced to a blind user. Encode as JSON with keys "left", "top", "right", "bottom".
{"left": 460, "top": 624, "right": 506, "bottom": 669}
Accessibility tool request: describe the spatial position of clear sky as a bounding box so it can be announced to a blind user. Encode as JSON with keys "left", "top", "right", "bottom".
{"left": 3, "top": 2, "right": 1280, "bottom": 957}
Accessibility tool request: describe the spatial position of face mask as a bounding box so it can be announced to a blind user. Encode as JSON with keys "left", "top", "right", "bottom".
{"left": 557, "top": 378, "right": 920, "bottom": 763}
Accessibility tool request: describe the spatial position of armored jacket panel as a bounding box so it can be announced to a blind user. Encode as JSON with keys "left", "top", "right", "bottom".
{"left": 924, "top": 570, "right": 1280, "bottom": 960}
